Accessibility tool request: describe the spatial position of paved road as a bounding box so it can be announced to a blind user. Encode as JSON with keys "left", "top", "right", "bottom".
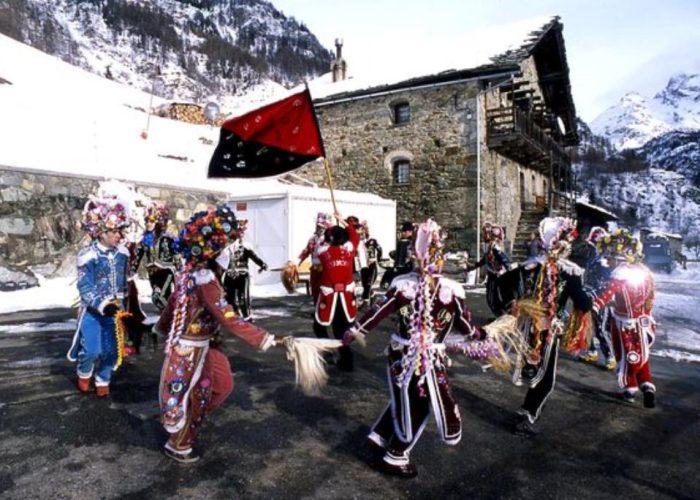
{"left": 1, "top": 290, "right": 699, "bottom": 499}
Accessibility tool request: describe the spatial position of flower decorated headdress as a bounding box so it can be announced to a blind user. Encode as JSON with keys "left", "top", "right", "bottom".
{"left": 414, "top": 218, "right": 444, "bottom": 274}
{"left": 539, "top": 216, "right": 578, "bottom": 258}
{"left": 177, "top": 205, "right": 238, "bottom": 265}
{"left": 144, "top": 201, "right": 169, "bottom": 228}
{"left": 599, "top": 228, "right": 643, "bottom": 263}
{"left": 81, "top": 196, "right": 130, "bottom": 238}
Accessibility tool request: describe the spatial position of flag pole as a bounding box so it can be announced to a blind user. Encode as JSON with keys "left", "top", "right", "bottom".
{"left": 307, "top": 78, "right": 337, "bottom": 217}
{"left": 323, "top": 158, "right": 339, "bottom": 215}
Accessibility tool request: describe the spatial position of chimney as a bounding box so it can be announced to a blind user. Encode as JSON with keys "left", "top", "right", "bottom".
{"left": 331, "top": 37, "right": 347, "bottom": 83}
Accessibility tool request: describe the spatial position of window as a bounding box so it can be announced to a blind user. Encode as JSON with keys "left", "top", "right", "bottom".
{"left": 393, "top": 160, "right": 410, "bottom": 184}
{"left": 393, "top": 102, "right": 410, "bottom": 125}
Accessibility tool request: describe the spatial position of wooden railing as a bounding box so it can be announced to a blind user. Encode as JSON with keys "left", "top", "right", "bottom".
{"left": 486, "top": 106, "right": 569, "bottom": 167}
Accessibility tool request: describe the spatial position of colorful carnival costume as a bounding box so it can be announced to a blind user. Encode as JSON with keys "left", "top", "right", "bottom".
{"left": 221, "top": 222, "right": 268, "bottom": 321}
{"left": 156, "top": 206, "right": 276, "bottom": 462}
{"left": 361, "top": 223, "right": 383, "bottom": 302}
{"left": 156, "top": 206, "right": 340, "bottom": 463}
{"left": 512, "top": 217, "right": 594, "bottom": 435}
{"left": 468, "top": 222, "right": 511, "bottom": 316}
{"left": 592, "top": 230, "right": 657, "bottom": 408}
{"left": 67, "top": 197, "right": 131, "bottom": 396}
{"left": 314, "top": 221, "right": 360, "bottom": 371}
{"left": 344, "top": 219, "right": 495, "bottom": 478}
{"left": 578, "top": 226, "right": 615, "bottom": 369}
{"left": 132, "top": 201, "right": 178, "bottom": 311}
{"left": 380, "top": 221, "right": 414, "bottom": 288}
{"left": 298, "top": 212, "right": 332, "bottom": 302}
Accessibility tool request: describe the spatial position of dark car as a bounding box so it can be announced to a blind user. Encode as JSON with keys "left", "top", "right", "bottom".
{"left": 643, "top": 239, "right": 674, "bottom": 273}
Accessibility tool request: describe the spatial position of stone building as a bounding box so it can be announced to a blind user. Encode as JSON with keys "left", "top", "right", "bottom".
{"left": 299, "top": 17, "right": 578, "bottom": 255}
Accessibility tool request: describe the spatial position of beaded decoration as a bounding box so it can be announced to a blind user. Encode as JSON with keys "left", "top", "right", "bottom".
{"left": 114, "top": 310, "right": 133, "bottom": 369}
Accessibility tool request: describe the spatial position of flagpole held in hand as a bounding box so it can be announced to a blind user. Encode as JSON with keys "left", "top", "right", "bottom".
{"left": 323, "top": 158, "right": 339, "bottom": 215}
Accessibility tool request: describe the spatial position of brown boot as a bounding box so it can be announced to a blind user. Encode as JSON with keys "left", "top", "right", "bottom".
{"left": 95, "top": 385, "right": 110, "bottom": 397}
{"left": 77, "top": 377, "right": 91, "bottom": 393}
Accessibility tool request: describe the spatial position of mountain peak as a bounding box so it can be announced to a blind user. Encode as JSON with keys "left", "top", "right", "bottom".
{"left": 591, "top": 71, "right": 700, "bottom": 150}
{"left": 0, "top": 0, "right": 333, "bottom": 107}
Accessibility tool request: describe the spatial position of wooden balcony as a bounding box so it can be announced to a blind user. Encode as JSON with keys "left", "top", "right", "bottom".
{"left": 486, "top": 105, "right": 569, "bottom": 170}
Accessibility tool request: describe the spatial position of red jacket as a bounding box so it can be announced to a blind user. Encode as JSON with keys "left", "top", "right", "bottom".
{"left": 593, "top": 263, "right": 654, "bottom": 319}
{"left": 315, "top": 225, "right": 360, "bottom": 325}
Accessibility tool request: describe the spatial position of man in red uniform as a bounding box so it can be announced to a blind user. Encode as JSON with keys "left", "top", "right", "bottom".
{"left": 593, "top": 230, "right": 657, "bottom": 408}
{"left": 298, "top": 212, "right": 332, "bottom": 302}
{"left": 314, "top": 215, "right": 360, "bottom": 371}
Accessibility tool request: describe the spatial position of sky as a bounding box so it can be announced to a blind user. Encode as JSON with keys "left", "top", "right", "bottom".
{"left": 272, "top": 0, "right": 700, "bottom": 122}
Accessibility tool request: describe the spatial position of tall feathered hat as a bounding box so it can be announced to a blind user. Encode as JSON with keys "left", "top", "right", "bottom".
{"left": 414, "top": 218, "right": 444, "bottom": 273}
{"left": 599, "top": 228, "right": 643, "bottom": 263}
{"left": 81, "top": 196, "right": 130, "bottom": 238}
{"left": 177, "top": 205, "right": 238, "bottom": 265}
{"left": 144, "top": 201, "right": 169, "bottom": 228}
{"left": 539, "top": 216, "right": 578, "bottom": 258}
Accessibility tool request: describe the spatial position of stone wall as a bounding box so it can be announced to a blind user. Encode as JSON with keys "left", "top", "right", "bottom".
{"left": 299, "top": 81, "right": 482, "bottom": 252}
{"left": 0, "top": 166, "right": 227, "bottom": 285}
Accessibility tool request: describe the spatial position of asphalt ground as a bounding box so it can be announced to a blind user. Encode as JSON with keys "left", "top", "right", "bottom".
{"left": 0, "top": 286, "right": 699, "bottom": 499}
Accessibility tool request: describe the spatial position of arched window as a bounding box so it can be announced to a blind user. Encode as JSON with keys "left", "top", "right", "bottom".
{"left": 393, "top": 159, "right": 410, "bottom": 185}
{"left": 393, "top": 102, "right": 410, "bottom": 125}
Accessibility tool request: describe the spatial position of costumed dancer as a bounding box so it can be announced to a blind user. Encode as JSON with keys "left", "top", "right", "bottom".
{"left": 346, "top": 215, "right": 368, "bottom": 306}
{"left": 344, "top": 219, "right": 509, "bottom": 478}
{"left": 362, "top": 220, "right": 383, "bottom": 303}
{"left": 512, "top": 217, "right": 594, "bottom": 435}
{"left": 221, "top": 219, "right": 268, "bottom": 321}
{"left": 467, "top": 222, "right": 511, "bottom": 317}
{"left": 592, "top": 230, "right": 657, "bottom": 408}
{"left": 157, "top": 206, "right": 342, "bottom": 463}
{"left": 67, "top": 196, "right": 131, "bottom": 397}
{"left": 298, "top": 212, "right": 332, "bottom": 302}
{"left": 578, "top": 226, "right": 616, "bottom": 370}
{"left": 132, "top": 201, "right": 179, "bottom": 311}
{"left": 314, "top": 215, "right": 361, "bottom": 371}
{"left": 380, "top": 221, "right": 414, "bottom": 288}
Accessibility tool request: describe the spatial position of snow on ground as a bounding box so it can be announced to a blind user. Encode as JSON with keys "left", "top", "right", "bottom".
{"left": 651, "top": 262, "right": 700, "bottom": 363}
{"left": 0, "top": 320, "right": 77, "bottom": 334}
{"left": 0, "top": 274, "right": 291, "bottom": 316}
{"left": 1, "top": 264, "right": 698, "bottom": 363}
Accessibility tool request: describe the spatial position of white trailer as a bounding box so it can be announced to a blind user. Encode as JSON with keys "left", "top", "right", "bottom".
{"left": 227, "top": 181, "right": 396, "bottom": 285}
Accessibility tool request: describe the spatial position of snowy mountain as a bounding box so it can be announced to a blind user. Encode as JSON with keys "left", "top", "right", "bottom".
{"left": 0, "top": 0, "right": 333, "bottom": 106}
{"left": 639, "top": 130, "right": 700, "bottom": 187}
{"left": 590, "top": 73, "right": 700, "bottom": 150}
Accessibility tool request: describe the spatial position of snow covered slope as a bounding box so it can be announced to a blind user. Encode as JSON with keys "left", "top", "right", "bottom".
{"left": 0, "top": 0, "right": 332, "bottom": 105}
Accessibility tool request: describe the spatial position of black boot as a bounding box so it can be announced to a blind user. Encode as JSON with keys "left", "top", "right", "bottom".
{"left": 643, "top": 390, "right": 656, "bottom": 408}
{"left": 512, "top": 413, "right": 539, "bottom": 437}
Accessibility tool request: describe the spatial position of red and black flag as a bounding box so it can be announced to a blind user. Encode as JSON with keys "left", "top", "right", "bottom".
{"left": 208, "top": 88, "right": 325, "bottom": 178}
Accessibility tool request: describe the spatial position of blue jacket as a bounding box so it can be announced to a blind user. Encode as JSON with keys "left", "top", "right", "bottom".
{"left": 77, "top": 241, "right": 130, "bottom": 313}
